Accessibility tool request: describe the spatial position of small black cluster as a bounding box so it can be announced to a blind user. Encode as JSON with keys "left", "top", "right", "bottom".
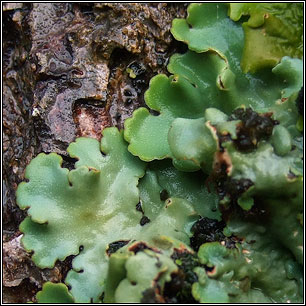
{"left": 122, "top": 85, "right": 138, "bottom": 104}
{"left": 163, "top": 251, "right": 199, "bottom": 303}
{"left": 127, "top": 61, "right": 147, "bottom": 95}
{"left": 136, "top": 201, "right": 151, "bottom": 226}
{"left": 190, "top": 217, "right": 227, "bottom": 252}
{"left": 215, "top": 163, "right": 254, "bottom": 205}
{"left": 230, "top": 108, "right": 278, "bottom": 151}
{"left": 219, "top": 178, "right": 254, "bottom": 201}
{"left": 225, "top": 178, "right": 253, "bottom": 197}
{"left": 106, "top": 240, "right": 130, "bottom": 256}
{"left": 140, "top": 216, "right": 151, "bottom": 226}
{"left": 136, "top": 201, "right": 144, "bottom": 213}
{"left": 160, "top": 189, "right": 169, "bottom": 201}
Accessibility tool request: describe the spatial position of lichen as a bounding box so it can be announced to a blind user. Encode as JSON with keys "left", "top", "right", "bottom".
{"left": 18, "top": 2, "right": 303, "bottom": 303}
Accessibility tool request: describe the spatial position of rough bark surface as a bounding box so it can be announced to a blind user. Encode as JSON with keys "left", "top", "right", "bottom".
{"left": 2, "top": 3, "right": 187, "bottom": 303}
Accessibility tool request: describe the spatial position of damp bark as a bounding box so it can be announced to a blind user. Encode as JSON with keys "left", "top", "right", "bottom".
{"left": 2, "top": 3, "right": 187, "bottom": 303}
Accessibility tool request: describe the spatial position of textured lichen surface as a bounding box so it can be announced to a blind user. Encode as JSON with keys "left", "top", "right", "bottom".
{"left": 17, "top": 128, "right": 146, "bottom": 302}
{"left": 17, "top": 2, "right": 303, "bottom": 303}
{"left": 229, "top": 3, "right": 303, "bottom": 73}
{"left": 125, "top": 3, "right": 302, "bottom": 165}
{"left": 105, "top": 242, "right": 179, "bottom": 303}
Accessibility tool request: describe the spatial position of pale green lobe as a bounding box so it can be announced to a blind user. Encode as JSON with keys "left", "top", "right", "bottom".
{"left": 124, "top": 73, "right": 206, "bottom": 162}
{"left": 124, "top": 107, "right": 172, "bottom": 161}
{"left": 237, "top": 196, "right": 254, "bottom": 211}
{"left": 271, "top": 125, "right": 292, "bottom": 156}
{"left": 138, "top": 168, "right": 164, "bottom": 221}
{"left": 18, "top": 128, "right": 146, "bottom": 302}
{"left": 114, "top": 250, "right": 177, "bottom": 303}
{"left": 205, "top": 108, "right": 228, "bottom": 125}
{"left": 67, "top": 137, "right": 105, "bottom": 170}
{"left": 171, "top": 3, "right": 244, "bottom": 72}
{"left": 270, "top": 57, "right": 302, "bottom": 132}
{"left": 192, "top": 267, "right": 276, "bottom": 303}
{"left": 17, "top": 127, "right": 203, "bottom": 302}
{"left": 104, "top": 252, "right": 130, "bottom": 303}
{"left": 168, "top": 117, "right": 218, "bottom": 173}
{"left": 194, "top": 237, "right": 302, "bottom": 303}
{"left": 192, "top": 260, "right": 271, "bottom": 303}
{"left": 16, "top": 153, "right": 69, "bottom": 224}
{"left": 104, "top": 239, "right": 193, "bottom": 303}
{"left": 139, "top": 160, "right": 221, "bottom": 221}
{"left": 225, "top": 217, "right": 303, "bottom": 301}
{"left": 141, "top": 197, "right": 198, "bottom": 245}
{"left": 225, "top": 142, "right": 302, "bottom": 199}
{"left": 263, "top": 195, "right": 303, "bottom": 265}
{"left": 36, "top": 282, "right": 75, "bottom": 303}
{"left": 229, "top": 3, "right": 303, "bottom": 73}
{"left": 125, "top": 7, "right": 302, "bottom": 163}
{"left": 137, "top": 165, "right": 201, "bottom": 245}
{"left": 229, "top": 3, "right": 271, "bottom": 27}
{"left": 272, "top": 56, "right": 303, "bottom": 100}
{"left": 192, "top": 268, "right": 230, "bottom": 303}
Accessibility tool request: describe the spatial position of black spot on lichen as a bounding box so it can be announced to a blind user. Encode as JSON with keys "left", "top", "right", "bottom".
{"left": 216, "top": 172, "right": 254, "bottom": 205}
{"left": 106, "top": 240, "right": 130, "bottom": 256}
{"left": 140, "top": 216, "right": 151, "bottom": 226}
{"left": 190, "top": 217, "right": 227, "bottom": 252}
{"left": 163, "top": 251, "right": 198, "bottom": 303}
{"left": 160, "top": 189, "right": 169, "bottom": 201}
{"left": 230, "top": 108, "right": 278, "bottom": 152}
{"left": 225, "top": 178, "right": 254, "bottom": 199}
{"left": 136, "top": 201, "right": 144, "bottom": 214}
